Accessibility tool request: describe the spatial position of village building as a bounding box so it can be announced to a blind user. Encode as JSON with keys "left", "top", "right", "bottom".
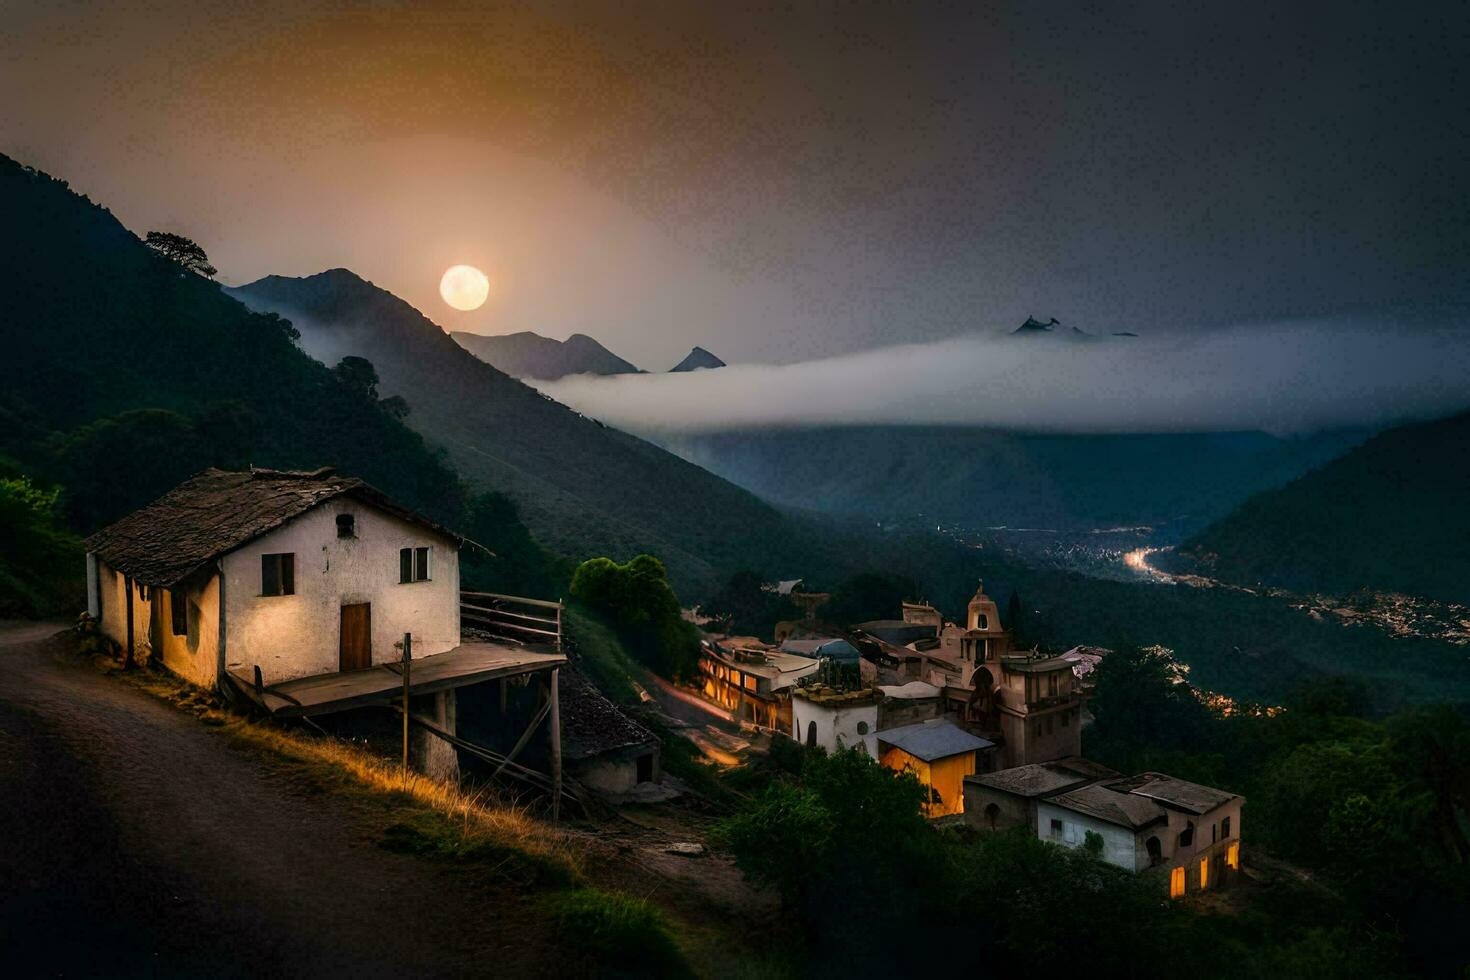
{"left": 964, "top": 757, "right": 1123, "bottom": 831}
{"left": 877, "top": 717, "right": 995, "bottom": 817}
{"left": 558, "top": 666, "right": 663, "bottom": 798}
{"left": 967, "top": 761, "right": 1243, "bottom": 896}
{"left": 890, "top": 584, "right": 1086, "bottom": 769}
{"left": 84, "top": 467, "right": 569, "bottom": 799}
{"left": 697, "top": 639, "right": 818, "bottom": 733}
{"left": 791, "top": 684, "right": 880, "bottom": 755}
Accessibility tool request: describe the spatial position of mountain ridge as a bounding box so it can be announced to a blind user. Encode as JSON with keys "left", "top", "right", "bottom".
{"left": 451, "top": 329, "right": 641, "bottom": 380}
{"left": 228, "top": 271, "right": 806, "bottom": 592}
{"left": 670, "top": 346, "right": 726, "bottom": 372}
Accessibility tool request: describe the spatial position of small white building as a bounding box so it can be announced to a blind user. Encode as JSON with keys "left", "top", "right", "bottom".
{"left": 1036, "top": 772, "right": 1243, "bottom": 897}
{"left": 791, "top": 685, "right": 880, "bottom": 755}
{"left": 85, "top": 467, "right": 463, "bottom": 689}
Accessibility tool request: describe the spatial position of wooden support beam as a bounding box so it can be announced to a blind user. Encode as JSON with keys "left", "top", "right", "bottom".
{"left": 401, "top": 632, "right": 412, "bottom": 777}
{"left": 123, "top": 575, "right": 135, "bottom": 669}
{"left": 550, "top": 667, "right": 562, "bottom": 823}
{"left": 491, "top": 698, "right": 551, "bottom": 780}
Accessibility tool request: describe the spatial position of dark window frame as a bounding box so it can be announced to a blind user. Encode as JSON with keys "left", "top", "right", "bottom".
{"left": 169, "top": 588, "right": 188, "bottom": 636}
{"left": 261, "top": 553, "right": 295, "bottom": 596}
{"left": 399, "top": 545, "right": 432, "bottom": 583}
{"left": 336, "top": 513, "right": 356, "bottom": 539}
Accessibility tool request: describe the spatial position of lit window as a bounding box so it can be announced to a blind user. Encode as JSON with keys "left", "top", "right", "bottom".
{"left": 1226, "top": 842, "right": 1240, "bottom": 870}
{"left": 1199, "top": 857, "right": 1209, "bottom": 890}
{"left": 261, "top": 553, "right": 295, "bottom": 596}
{"left": 1170, "top": 866, "right": 1186, "bottom": 899}
{"left": 399, "top": 546, "right": 430, "bottom": 583}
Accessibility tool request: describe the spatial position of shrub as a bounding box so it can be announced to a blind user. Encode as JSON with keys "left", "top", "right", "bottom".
{"left": 546, "top": 889, "right": 690, "bottom": 978}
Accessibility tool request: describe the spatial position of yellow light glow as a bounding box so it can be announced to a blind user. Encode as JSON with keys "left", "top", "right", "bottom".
{"left": 439, "top": 265, "right": 490, "bottom": 311}
{"left": 1227, "top": 842, "right": 1239, "bottom": 870}
{"left": 1170, "top": 866, "right": 1186, "bottom": 899}
{"left": 1199, "top": 857, "right": 1210, "bottom": 889}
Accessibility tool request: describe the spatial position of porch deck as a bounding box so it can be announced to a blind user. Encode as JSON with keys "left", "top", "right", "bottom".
{"left": 226, "top": 641, "right": 565, "bottom": 717}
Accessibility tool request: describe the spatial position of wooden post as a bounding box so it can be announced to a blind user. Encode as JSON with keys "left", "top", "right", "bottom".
{"left": 123, "top": 575, "right": 135, "bottom": 669}
{"left": 401, "top": 632, "right": 412, "bottom": 778}
{"left": 555, "top": 600, "right": 563, "bottom": 653}
{"left": 549, "top": 667, "right": 562, "bottom": 822}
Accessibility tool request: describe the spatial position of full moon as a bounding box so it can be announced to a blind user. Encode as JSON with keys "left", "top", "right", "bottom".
{"left": 439, "top": 265, "right": 490, "bottom": 311}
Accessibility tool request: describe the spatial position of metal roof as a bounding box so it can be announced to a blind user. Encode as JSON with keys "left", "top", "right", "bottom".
{"left": 1048, "top": 783, "right": 1167, "bottom": 830}
{"left": 876, "top": 718, "right": 994, "bottom": 762}
{"left": 1106, "top": 772, "right": 1241, "bottom": 814}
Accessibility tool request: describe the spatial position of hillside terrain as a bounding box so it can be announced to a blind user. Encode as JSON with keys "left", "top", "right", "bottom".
{"left": 0, "top": 154, "right": 464, "bottom": 535}
{"left": 451, "top": 330, "right": 641, "bottom": 380}
{"left": 230, "top": 272, "right": 808, "bottom": 592}
{"left": 1181, "top": 411, "right": 1470, "bottom": 604}
{"left": 665, "top": 426, "right": 1365, "bottom": 533}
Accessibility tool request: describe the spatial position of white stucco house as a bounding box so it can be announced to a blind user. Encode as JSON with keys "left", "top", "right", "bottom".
{"left": 85, "top": 467, "right": 464, "bottom": 689}
{"left": 1037, "top": 772, "right": 1243, "bottom": 897}
{"left": 791, "top": 685, "right": 880, "bottom": 755}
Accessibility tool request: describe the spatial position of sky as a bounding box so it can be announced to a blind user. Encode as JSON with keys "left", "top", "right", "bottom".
{"left": 3, "top": 0, "right": 1469, "bottom": 371}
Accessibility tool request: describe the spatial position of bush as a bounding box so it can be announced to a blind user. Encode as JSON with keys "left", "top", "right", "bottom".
{"left": 570, "top": 555, "right": 699, "bottom": 679}
{"left": 546, "top": 889, "right": 690, "bottom": 978}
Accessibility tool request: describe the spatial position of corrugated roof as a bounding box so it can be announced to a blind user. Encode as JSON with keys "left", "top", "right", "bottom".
{"left": 877, "top": 718, "right": 993, "bottom": 762}
{"left": 85, "top": 467, "right": 460, "bottom": 587}
{"left": 967, "top": 761, "right": 1108, "bottom": 798}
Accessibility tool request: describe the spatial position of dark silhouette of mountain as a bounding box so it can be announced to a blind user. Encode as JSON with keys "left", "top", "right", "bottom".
{"left": 451, "top": 330, "right": 641, "bottom": 380}
{"left": 0, "top": 153, "right": 465, "bottom": 534}
{"left": 1182, "top": 412, "right": 1470, "bottom": 603}
{"left": 229, "top": 272, "right": 805, "bottom": 591}
{"left": 1010, "top": 316, "right": 1101, "bottom": 341}
{"left": 669, "top": 346, "right": 725, "bottom": 372}
{"left": 661, "top": 426, "right": 1366, "bottom": 533}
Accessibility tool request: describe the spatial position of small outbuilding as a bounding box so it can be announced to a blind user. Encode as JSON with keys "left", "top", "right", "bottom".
{"left": 877, "top": 717, "right": 995, "bottom": 817}
{"left": 558, "top": 666, "right": 662, "bottom": 797}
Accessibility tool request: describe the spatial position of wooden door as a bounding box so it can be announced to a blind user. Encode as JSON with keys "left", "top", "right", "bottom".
{"left": 340, "top": 603, "right": 372, "bottom": 671}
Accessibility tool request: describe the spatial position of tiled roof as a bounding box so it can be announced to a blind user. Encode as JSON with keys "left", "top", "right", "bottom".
{"left": 1049, "top": 783, "right": 1167, "bottom": 830}
{"left": 1106, "top": 772, "right": 1241, "bottom": 814}
{"left": 85, "top": 467, "right": 459, "bottom": 586}
{"left": 559, "top": 665, "right": 658, "bottom": 762}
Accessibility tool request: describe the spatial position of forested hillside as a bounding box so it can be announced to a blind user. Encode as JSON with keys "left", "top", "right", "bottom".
{"left": 1183, "top": 411, "right": 1470, "bottom": 603}
{"left": 230, "top": 271, "right": 814, "bottom": 592}
{"left": 0, "top": 153, "right": 554, "bottom": 611}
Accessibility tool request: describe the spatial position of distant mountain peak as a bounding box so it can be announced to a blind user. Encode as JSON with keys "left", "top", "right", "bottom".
{"left": 1014, "top": 315, "right": 1061, "bottom": 334}
{"left": 670, "top": 346, "right": 726, "bottom": 372}
{"left": 449, "top": 329, "right": 640, "bottom": 380}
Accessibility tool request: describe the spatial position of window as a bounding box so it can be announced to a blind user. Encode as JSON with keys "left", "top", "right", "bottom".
{"left": 1211, "top": 823, "right": 1218, "bottom": 844}
{"left": 1049, "top": 818, "right": 1064, "bottom": 838}
{"left": 399, "top": 546, "right": 430, "bottom": 583}
{"left": 1170, "top": 866, "right": 1186, "bottom": 899}
{"left": 1198, "top": 857, "right": 1210, "bottom": 890}
{"left": 856, "top": 720, "right": 870, "bottom": 735}
{"left": 169, "top": 588, "right": 188, "bottom": 636}
{"left": 261, "top": 553, "right": 295, "bottom": 596}
{"left": 1178, "top": 821, "right": 1194, "bottom": 848}
{"left": 1226, "top": 842, "right": 1240, "bottom": 870}
{"left": 1222, "top": 815, "right": 1232, "bottom": 839}
{"left": 806, "top": 721, "right": 817, "bottom": 748}
{"left": 976, "top": 614, "right": 988, "bottom": 630}
{"left": 336, "top": 513, "right": 356, "bottom": 538}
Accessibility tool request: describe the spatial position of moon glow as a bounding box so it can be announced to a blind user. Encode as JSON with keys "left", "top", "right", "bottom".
{"left": 439, "top": 265, "right": 490, "bottom": 311}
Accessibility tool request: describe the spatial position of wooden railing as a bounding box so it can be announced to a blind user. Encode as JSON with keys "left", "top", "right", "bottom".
{"left": 460, "top": 591, "right": 563, "bottom": 650}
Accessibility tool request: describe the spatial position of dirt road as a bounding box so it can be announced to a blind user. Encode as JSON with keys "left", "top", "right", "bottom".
{"left": 0, "top": 622, "right": 556, "bottom": 978}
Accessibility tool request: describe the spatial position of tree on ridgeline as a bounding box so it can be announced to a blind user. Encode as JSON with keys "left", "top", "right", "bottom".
{"left": 143, "top": 231, "right": 217, "bottom": 278}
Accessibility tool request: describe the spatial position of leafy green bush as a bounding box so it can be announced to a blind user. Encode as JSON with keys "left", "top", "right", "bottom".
{"left": 570, "top": 555, "right": 699, "bottom": 679}
{"left": 0, "top": 476, "right": 83, "bottom": 616}
{"left": 545, "top": 889, "right": 690, "bottom": 978}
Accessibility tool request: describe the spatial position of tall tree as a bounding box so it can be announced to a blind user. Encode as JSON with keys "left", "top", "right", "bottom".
{"left": 143, "top": 231, "right": 217, "bottom": 278}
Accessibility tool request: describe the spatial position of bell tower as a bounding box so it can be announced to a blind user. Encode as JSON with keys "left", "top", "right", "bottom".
{"left": 962, "top": 580, "right": 1011, "bottom": 668}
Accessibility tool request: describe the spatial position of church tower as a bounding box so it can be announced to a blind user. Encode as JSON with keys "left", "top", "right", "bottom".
{"left": 963, "top": 580, "right": 1011, "bottom": 667}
